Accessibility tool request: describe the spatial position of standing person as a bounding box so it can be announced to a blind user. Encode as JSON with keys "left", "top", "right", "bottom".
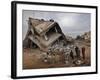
{"left": 75, "top": 46, "right": 80, "bottom": 59}
{"left": 70, "top": 50, "right": 74, "bottom": 60}
{"left": 82, "top": 46, "right": 85, "bottom": 59}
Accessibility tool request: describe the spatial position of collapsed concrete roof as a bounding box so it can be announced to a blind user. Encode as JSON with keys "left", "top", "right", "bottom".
{"left": 29, "top": 18, "right": 58, "bottom": 36}
{"left": 23, "top": 17, "right": 67, "bottom": 51}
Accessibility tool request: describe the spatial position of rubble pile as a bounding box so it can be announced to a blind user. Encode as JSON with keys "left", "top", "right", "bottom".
{"left": 40, "top": 40, "right": 85, "bottom": 66}
{"left": 40, "top": 40, "right": 77, "bottom": 65}
{"left": 48, "top": 40, "right": 75, "bottom": 54}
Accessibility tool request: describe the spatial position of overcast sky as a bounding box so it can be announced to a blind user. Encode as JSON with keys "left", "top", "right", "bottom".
{"left": 22, "top": 10, "right": 91, "bottom": 40}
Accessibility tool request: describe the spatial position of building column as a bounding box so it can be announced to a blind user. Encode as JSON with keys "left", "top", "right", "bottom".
{"left": 44, "top": 34, "right": 48, "bottom": 41}
{"left": 55, "top": 27, "right": 58, "bottom": 33}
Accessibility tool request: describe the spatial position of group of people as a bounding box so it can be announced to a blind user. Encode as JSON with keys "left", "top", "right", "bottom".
{"left": 41, "top": 45, "right": 86, "bottom": 64}
{"left": 70, "top": 46, "right": 86, "bottom": 60}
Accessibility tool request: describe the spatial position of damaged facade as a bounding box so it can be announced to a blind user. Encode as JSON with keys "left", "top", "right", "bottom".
{"left": 23, "top": 17, "right": 67, "bottom": 51}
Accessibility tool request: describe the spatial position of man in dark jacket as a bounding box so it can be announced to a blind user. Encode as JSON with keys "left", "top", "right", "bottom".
{"left": 75, "top": 46, "right": 80, "bottom": 59}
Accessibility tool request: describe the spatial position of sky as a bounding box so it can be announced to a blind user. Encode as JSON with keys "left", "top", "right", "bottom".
{"left": 22, "top": 10, "right": 91, "bottom": 40}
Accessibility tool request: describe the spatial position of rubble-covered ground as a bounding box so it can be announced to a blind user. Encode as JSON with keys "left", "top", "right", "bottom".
{"left": 23, "top": 39, "right": 90, "bottom": 69}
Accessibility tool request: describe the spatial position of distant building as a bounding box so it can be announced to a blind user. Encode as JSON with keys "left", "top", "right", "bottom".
{"left": 81, "top": 31, "right": 91, "bottom": 42}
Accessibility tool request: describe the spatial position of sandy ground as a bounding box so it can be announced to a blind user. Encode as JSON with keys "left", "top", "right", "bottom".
{"left": 23, "top": 40, "right": 91, "bottom": 69}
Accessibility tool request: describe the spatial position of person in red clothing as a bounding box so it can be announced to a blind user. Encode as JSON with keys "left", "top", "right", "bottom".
{"left": 81, "top": 46, "right": 85, "bottom": 59}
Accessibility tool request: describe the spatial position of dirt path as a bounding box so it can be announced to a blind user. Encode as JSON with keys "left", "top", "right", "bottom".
{"left": 23, "top": 40, "right": 91, "bottom": 69}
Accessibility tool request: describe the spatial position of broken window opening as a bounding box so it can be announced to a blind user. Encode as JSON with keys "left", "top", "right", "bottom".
{"left": 45, "top": 26, "right": 58, "bottom": 38}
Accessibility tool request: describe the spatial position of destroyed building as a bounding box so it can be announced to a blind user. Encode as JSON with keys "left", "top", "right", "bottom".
{"left": 23, "top": 17, "right": 67, "bottom": 51}
{"left": 81, "top": 31, "right": 91, "bottom": 41}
